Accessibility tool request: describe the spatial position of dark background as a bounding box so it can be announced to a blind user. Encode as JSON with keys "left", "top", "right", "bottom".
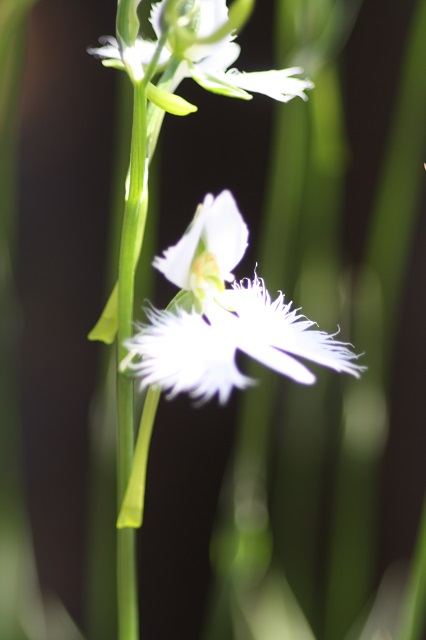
{"left": 16, "top": 0, "right": 425, "bottom": 637}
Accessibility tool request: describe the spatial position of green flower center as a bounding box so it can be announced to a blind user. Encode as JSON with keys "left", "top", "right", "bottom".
{"left": 189, "top": 250, "right": 225, "bottom": 305}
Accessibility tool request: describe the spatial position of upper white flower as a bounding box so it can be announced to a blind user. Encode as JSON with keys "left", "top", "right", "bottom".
{"left": 151, "top": 0, "right": 234, "bottom": 63}
{"left": 123, "top": 191, "right": 364, "bottom": 403}
{"left": 89, "top": 0, "right": 314, "bottom": 103}
{"left": 153, "top": 190, "right": 248, "bottom": 300}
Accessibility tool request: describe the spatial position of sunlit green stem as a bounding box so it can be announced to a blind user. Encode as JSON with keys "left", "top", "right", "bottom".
{"left": 116, "top": 78, "right": 147, "bottom": 640}
{"left": 89, "top": 59, "right": 184, "bottom": 346}
{"left": 147, "top": 56, "right": 185, "bottom": 159}
{"left": 115, "top": 37, "right": 171, "bottom": 637}
{"left": 397, "top": 492, "right": 426, "bottom": 640}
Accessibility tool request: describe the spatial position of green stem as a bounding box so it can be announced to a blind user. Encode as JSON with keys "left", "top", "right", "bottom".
{"left": 88, "top": 58, "right": 183, "bottom": 346}
{"left": 147, "top": 56, "right": 185, "bottom": 159}
{"left": 117, "top": 290, "right": 192, "bottom": 530}
{"left": 397, "top": 492, "right": 426, "bottom": 640}
{"left": 116, "top": 79, "right": 147, "bottom": 640}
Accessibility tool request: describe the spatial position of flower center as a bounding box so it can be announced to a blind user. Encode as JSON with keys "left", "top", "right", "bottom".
{"left": 189, "top": 251, "right": 224, "bottom": 304}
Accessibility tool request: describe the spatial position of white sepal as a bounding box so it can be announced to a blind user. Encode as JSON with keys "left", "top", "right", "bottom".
{"left": 153, "top": 190, "right": 248, "bottom": 291}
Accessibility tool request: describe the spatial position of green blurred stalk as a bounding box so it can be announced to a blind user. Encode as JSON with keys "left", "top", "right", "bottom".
{"left": 87, "top": 91, "right": 155, "bottom": 632}
{"left": 0, "top": 18, "right": 27, "bottom": 640}
{"left": 323, "top": 268, "right": 386, "bottom": 640}
{"left": 271, "top": 63, "right": 349, "bottom": 634}
{"left": 324, "top": 1, "right": 426, "bottom": 637}
{"left": 267, "top": 1, "right": 367, "bottom": 632}
{"left": 86, "top": 56, "right": 160, "bottom": 640}
{"left": 203, "top": 67, "right": 311, "bottom": 640}
{"left": 397, "top": 492, "right": 426, "bottom": 640}
{"left": 203, "top": 0, "right": 367, "bottom": 637}
{"left": 363, "top": 0, "right": 426, "bottom": 364}
{"left": 0, "top": 5, "right": 47, "bottom": 640}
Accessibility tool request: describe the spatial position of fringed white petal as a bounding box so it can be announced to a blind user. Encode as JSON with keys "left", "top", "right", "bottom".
{"left": 124, "top": 307, "right": 253, "bottom": 405}
{"left": 217, "top": 276, "right": 365, "bottom": 379}
{"left": 124, "top": 273, "right": 364, "bottom": 404}
{"left": 149, "top": 1, "right": 165, "bottom": 41}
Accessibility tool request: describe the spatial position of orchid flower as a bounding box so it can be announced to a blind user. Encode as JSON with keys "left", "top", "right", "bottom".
{"left": 153, "top": 190, "right": 248, "bottom": 302}
{"left": 89, "top": 0, "right": 313, "bottom": 103}
{"left": 123, "top": 191, "right": 364, "bottom": 404}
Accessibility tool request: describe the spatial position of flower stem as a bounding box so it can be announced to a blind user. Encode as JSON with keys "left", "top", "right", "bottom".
{"left": 146, "top": 56, "right": 185, "bottom": 159}
{"left": 116, "top": 78, "right": 147, "bottom": 640}
{"left": 88, "top": 59, "right": 183, "bottom": 346}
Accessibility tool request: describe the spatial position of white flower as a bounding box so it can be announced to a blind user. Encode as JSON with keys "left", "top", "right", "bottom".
{"left": 124, "top": 306, "right": 253, "bottom": 404}
{"left": 124, "top": 276, "right": 364, "bottom": 404}
{"left": 150, "top": 0, "right": 314, "bottom": 101}
{"left": 151, "top": 0, "right": 234, "bottom": 63}
{"left": 210, "top": 276, "right": 364, "bottom": 383}
{"left": 87, "top": 36, "right": 171, "bottom": 83}
{"left": 89, "top": 1, "right": 313, "bottom": 103}
{"left": 213, "top": 68, "right": 315, "bottom": 103}
{"left": 153, "top": 190, "right": 248, "bottom": 300}
{"left": 123, "top": 192, "right": 364, "bottom": 404}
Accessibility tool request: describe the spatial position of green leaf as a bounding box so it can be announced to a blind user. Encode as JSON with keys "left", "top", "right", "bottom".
{"left": 147, "top": 81, "right": 198, "bottom": 115}
{"left": 88, "top": 283, "right": 118, "bottom": 344}
{"left": 117, "top": 387, "right": 161, "bottom": 529}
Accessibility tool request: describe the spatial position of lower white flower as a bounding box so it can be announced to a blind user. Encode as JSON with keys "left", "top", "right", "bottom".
{"left": 123, "top": 190, "right": 363, "bottom": 403}
{"left": 211, "top": 276, "right": 364, "bottom": 383}
{"left": 124, "top": 276, "right": 364, "bottom": 404}
{"left": 124, "top": 306, "right": 253, "bottom": 404}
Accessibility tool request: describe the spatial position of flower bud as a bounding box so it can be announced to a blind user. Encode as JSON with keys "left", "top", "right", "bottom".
{"left": 161, "top": 0, "right": 200, "bottom": 56}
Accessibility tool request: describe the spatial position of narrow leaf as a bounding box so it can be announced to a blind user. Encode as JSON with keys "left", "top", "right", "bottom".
{"left": 147, "top": 82, "right": 198, "bottom": 115}
{"left": 117, "top": 387, "right": 161, "bottom": 529}
{"left": 88, "top": 283, "right": 118, "bottom": 344}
